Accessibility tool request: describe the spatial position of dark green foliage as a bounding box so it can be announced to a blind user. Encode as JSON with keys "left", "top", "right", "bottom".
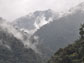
{"left": 48, "top": 39, "right": 84, "bottom": 63}
{"left": 48, "top": 24, "right": 84, "bottom": 63}
{"left": 79, "top": 24, "right": 84, "bottom": 39}
{"left": 0, "top": 28, "right": 42, "bottom": 63}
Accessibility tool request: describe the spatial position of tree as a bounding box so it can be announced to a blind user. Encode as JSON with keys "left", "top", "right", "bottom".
{"left": 79, "top": 24, "right": 84, "bottom": 39}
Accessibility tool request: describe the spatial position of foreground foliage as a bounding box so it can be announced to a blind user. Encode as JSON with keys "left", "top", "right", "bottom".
{"left": 48, "top": 24, "right": 84, "bottom": 63}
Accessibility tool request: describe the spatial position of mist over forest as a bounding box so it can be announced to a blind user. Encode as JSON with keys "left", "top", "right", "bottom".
{"left": 0, "top": 0, "right": 84, "bottom": 63}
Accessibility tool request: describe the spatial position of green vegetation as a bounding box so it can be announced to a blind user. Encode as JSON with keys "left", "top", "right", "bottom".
{"left": 48, "top": 24, "right": 84, "bottom": 63}
{"left": 0, "top": 28, "right": 42, "bottom": 63}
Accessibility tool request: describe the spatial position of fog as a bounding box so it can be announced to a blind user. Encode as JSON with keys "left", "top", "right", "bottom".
{"left": 0, "top": 19, "right": 40, "bottom": 54}
{"left": 0, "top": 0, "right": 84, "bottom": 21}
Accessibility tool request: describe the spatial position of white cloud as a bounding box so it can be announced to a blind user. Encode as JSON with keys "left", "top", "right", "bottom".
{"left": 0, "top": 0, "right": 84, "bottom": 21}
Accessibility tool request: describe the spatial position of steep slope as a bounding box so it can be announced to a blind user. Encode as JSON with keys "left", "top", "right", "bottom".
{"left": 11, "top": 9, "right": 60, "bottom": 62}
{"left": 13, "top": 9, "right": 59, "bottom": 34}
{"left": 34, "top": 2, "right": 84, "bottom": 53}
{"left": 48, "top": 24, "right": 84, "bottom": 63}
{"left": 48, "top": 39, "right": 84, "bottom": 63}
{"left": 12, "top": 2, "right": 84, "bottom": 62}
{"left": 0, "top": 18, "right": 42, "bottom": 63}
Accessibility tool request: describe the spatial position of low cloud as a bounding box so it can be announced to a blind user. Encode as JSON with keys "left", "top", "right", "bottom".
{"left": 0, "top": 19, "right": 40, "bottom": 53}
{"left": 0, "top": 0, "right": 84, "bottom": 21}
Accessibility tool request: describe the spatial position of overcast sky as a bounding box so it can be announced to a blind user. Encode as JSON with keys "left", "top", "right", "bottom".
{"left": 0, "top": 0, "right": 84, "bottom": 21}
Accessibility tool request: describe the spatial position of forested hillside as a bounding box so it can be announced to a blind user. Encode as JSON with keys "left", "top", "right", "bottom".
{"left": 48, "top": 24, "right": 84, "bottom": 63}
{"left": 0, "top": 18, "right": 42, "bottom": 63}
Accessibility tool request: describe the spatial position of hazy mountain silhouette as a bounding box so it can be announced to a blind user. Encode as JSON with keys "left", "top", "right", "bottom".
{"left": 33, "top": 2, "right": 84, "bottom": 58}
